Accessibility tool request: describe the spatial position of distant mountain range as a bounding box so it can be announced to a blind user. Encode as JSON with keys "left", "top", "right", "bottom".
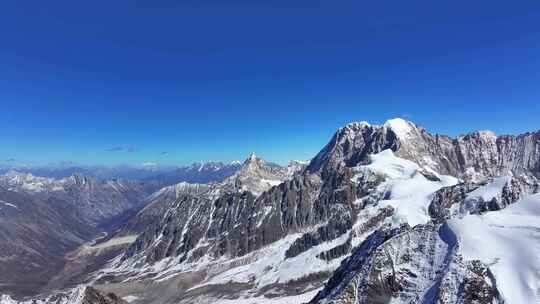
{"left": 0, "top": 160, "right": 246, "bottom": 185}
{"left": 143, "top": 161, "right": 243, "bottom": 185}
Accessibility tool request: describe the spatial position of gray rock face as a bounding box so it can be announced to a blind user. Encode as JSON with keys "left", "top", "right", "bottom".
{"left": 428, "top": 183, "right": 479, "bottom": 222}
{"left": 119, "top": 172, "right": 322, "bottom": 265}
{"left": 116, "top": 154, "right": 313, "bottom": 264}
{"left": 61, "top": 174, "right": 160, "bottom": 225}
{"left": 309, "top": 224, "right": 502, "bottom": 304}
{"left": 307, "top": 121, "right": 400, "bottom": 175}
{"left": 118, "top": 182, "right": 212, "bottom": 237}
{"left": 81, "top": 287, "right": 127, "bottom": 304}
{"left": 309, "top": 225, "right": 409, "bottom": 304}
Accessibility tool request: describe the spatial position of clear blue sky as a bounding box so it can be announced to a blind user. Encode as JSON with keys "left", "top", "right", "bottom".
{"left": 1, "top": 1, "right": 539, "bottom": 166}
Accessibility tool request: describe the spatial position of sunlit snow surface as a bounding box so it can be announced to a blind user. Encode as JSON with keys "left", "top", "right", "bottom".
{"left": 383, "top": 118, "right": 415, "bottom": 139}
{"left": 356, "top": 149, "right": 458, "bottom": 226}
{"left": 449, "top": 193, "right": 540, "bottom": 304}
{"left": 466, "top": 175, "right": 512, "bottom": 202}
{"left": 122, "top": 295, "right": 139, "bottom": 303}
{"left": 200, "top": 288, "right": 320, "bottom": 304}
{"left": 363, "top": 151, "right": 540, "bottom": 303}
{"left": 197, "top": 231, "right": 349, "bottom": 289}
{"left": 0, "top": 200, "right": 18, "bottom": 210}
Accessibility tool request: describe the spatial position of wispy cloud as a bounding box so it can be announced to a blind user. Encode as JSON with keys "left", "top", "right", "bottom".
{"left": 5, "top": 158, "right": 16, "bottom": 162}
{"left": 141, "top": 161, "right": 158, "bottom": 168}
{"left": 105, "top": 146, "right": 141, "bottom": 152}
{"left": 159, "top": 151, "right": 168, "bottom": 156}
{"left": 105, "top": 146, "right": 124, "bottom": 152}
{"left": 59, "top": 160, "right": 76, "bottom": 166}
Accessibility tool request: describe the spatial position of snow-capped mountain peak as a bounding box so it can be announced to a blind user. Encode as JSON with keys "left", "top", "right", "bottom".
{"left": 247, "top": 152, "right": 257, "bottom": 161}
{"left": 309, "top": 118, "right": 540, "bottom": 182}
{"left": 224, "top": 153, "right": 290, "bottom": 196}
{"left": 383, "top": 117, "right": 417, "bottom": 139}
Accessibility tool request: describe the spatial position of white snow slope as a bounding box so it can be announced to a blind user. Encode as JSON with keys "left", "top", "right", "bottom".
{"left": 355, "top": 149, "right": 458, "bottom": 227}
{"left": 449, "top": 192, "right": 540, "bottom": 304}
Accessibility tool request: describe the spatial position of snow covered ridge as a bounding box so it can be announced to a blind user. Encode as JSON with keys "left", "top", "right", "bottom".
{"left": 145, "top": 153, "right": 306, "bottom": 202}
{"left": 0, "top": 170, "right": 65, "bottom": 193}
{"left": 353, "top": 149, "right": 458, "bottom": 226}
{"left": 309, "top": 117, "right": 540, "bottom": 184}
{"left": 340, "top": 117, "right": 418, "bottom": 141}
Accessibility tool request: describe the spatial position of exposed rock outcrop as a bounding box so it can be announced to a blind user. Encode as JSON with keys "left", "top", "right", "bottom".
{"left": 309, "top": 224, "right": 503, "bottom": 304}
